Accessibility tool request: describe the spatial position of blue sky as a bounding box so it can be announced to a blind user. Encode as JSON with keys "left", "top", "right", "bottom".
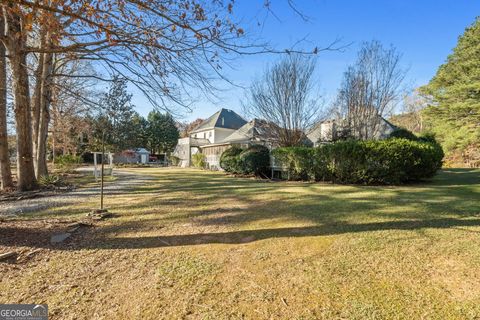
{"left": 131, "top": 0, "right": 480, "bottom": 122}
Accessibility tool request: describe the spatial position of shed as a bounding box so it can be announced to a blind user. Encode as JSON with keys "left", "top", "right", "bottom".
{"left": 135, "top": 148, "right": 150, "bottom": 164}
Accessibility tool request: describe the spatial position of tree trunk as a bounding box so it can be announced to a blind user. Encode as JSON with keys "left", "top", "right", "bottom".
{"left": 5, "top": 7, "right": 36, "bottom": 190}
{"left": 35, "top": 51, "right": 53, "bottom": 178}
{"left": 0, "top": 14, "right": 13, "bottom": 190}
{"left": 31, "top": 51, "right": 44, "bottom": 176}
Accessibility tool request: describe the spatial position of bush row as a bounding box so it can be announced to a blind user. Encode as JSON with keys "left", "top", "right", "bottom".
{"left": 272, "top": 138, "right": 444, "bottom": 184}
{"left": 220, "top": 145, "right": 270, "bottom": 176}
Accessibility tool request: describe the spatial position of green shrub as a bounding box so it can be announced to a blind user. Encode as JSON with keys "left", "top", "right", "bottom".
{"left": 220, "top": 145, "right": 270, "bottom": 176}
{"left": 272, "top": 147, "right": 314, "bottom": 180}
{"left": 239, "top": 145, "right": 270, "bottom": 175}
{"left": 170, "top": 155, "right": 180, "bottom": 166}
{"left": 418, "top": 132, "right": 438, "bottom": 144}
{"left": 273, "top": 138, "right": 444, "bottom": 184}
{"left": 55, "top": 154, "right": 82, "bottom": 173}
{"left": 56, "top": 154, "right": 82, "bottom": 166}
{"left": 38, "top": 174, "right": 63, "bottom": 188}
{"left": 192, "top": 153, "right": 206, "bottom": 168}
{"left": 389, "top": 127, "right": 418, "bottom": 141}
{"left": 220, "top": 146, "right": 244, "bottom": 173}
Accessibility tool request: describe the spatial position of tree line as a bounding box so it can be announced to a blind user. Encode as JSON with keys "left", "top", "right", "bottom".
{"left": 245, "top": 19, "right": 479, "bottom": 168}
{"left": 88, "top": 76, "right": 179, "bottom": 155}
{"left": 392, "top": 18, "right": 480, "bottom": 166}
{"left": 244, "top": 40, "right": 407, "bottom": 146}
{"left": 0, "top": 1, "right": 332, "bottom": 191}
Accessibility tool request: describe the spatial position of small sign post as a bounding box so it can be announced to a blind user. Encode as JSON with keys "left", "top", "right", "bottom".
{"left": 89, "top": 130, "right": 110, "bottom": 219}
{"left": 100, "top": 130, "right": 105, "bottom": 210}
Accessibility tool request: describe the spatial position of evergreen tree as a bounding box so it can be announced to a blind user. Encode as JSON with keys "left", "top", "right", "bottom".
{"left": 130, "top": 113, "right": 149, "bottom": 148}
{"left": 421, "top": 18, "right": 480, "bottom": 161}
{"left": 147, "top": 111, "right": 179, "bottom": 154}
{"left": 90, "top": 76, "right": 136, "bottom": 152}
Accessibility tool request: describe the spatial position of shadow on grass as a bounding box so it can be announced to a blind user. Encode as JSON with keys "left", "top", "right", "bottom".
{"left": 96, "top": 217, "right": 480, "bottom": 249}
{"left": 1, "top": 168, "right": 478, "bottom": 250}
{"left": 2, "top": 217, "right": 479, "bottom": 250}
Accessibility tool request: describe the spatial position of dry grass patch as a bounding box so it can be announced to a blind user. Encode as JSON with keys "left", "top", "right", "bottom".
{"left": 1, "top": 167, "right": 479, "bottom": 319}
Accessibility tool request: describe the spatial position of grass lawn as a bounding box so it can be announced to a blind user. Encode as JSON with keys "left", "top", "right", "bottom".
{"left": 1, "top": 167, "right": 480, "bottom": 319}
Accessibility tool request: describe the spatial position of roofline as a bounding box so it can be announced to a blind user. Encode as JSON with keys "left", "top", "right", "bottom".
{"left": 190, "top": 126, "right": 214, "bottom": 134}
{"left": 189, "top": 108, "right": 247, "bottom": 133}
{"left": 190, "top": 126, "right": 237, "bottom": 134}
{"left": 198, "top": 140, "right": 252, "bottom": 148}
{"left": 381, "top": 117, "right": 398, "bottom": 129}
{"left": 190, "top": 109, "right": 221, "bottom": 133}
{"left": 199, "top": 142, "right": 233, "bottom": 148}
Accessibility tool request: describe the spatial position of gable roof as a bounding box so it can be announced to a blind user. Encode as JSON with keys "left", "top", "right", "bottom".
{"left": 382, "top": 117, "right": 398, "bottom": 130}
{"left": 223, "top": 119, "right": 280, "bottom": 143}
{"left": 191, "top": 108, "right": 247, "bottom": 133}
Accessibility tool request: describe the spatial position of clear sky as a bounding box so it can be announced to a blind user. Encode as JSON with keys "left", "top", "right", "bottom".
{"left": 130, "top": 0, "right": 480, "bottom": 122}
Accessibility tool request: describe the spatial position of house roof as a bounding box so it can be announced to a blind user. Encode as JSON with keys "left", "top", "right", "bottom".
{"left": 309, "top": 116, "right": 397, "bottom": 131}
{"left": 191, "top": 108, "right": 247, "bottom": 133}
{"left": 223, "top": 119, "right": 279, "bottom": 143}
{"left": 382, "top": 117, "right": 398, "bottom": 130}
{"left": 134, "top": 148, "right": 150, "bottom": 154}
{"left": 189, "top": 137, "right": 210, "bottom": 146}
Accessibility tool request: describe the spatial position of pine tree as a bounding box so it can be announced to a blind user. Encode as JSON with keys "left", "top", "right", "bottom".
{"left": 147, "top": 111, "right": 179, "bottom": 154}
{"left": 421, "top": 18, "right": 480, "bottom": 163}
{"left": 91, "top": 76, "right": 136, "bottom": 152}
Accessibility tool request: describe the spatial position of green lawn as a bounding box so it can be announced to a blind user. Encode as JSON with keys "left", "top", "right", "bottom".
{"left": 1, "top": 167, "right": 480, "bottom": 319}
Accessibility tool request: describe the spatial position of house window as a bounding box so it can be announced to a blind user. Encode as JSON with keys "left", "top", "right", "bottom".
{"left": 209, "top": 132, "right": 212, "bottom": 138}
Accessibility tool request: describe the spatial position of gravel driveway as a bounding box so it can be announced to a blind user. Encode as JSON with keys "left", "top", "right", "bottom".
{"left": 0, "top": 167, "right": 152, "bottom": 216}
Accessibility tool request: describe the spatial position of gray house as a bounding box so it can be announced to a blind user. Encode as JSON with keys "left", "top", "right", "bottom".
{"left": 174, "top": 108, "right": 398, "bottom": 169}
{"left": 306, "top": 117, "right": 397, "bottom": 147}
{"left": 173, "top": 109, "right": 248, "bottom": 168}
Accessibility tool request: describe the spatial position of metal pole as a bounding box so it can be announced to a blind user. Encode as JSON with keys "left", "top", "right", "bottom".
{"left": 100, "top": 131, "right": 105, "bottom": 210}
{"left": 52, "top": 110, "right": 56, "bottom": 168}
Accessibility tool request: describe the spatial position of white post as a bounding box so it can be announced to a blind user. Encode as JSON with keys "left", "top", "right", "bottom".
{"left": 109, "top": 153, "right": 114, "bottom": 176}
{"left": 93, "top": 152, "right": 98, "bottom": 180}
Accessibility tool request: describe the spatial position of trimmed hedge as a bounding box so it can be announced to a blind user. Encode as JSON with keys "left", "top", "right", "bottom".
{"left": 389, "top": 127, "right": 418, "bottom": 141}
{"left": 272, "top": 138, "right": 444, "bottom": 184}
{"left": 239, "top": 145, "right": 270, "bottom": 175}
{"left": 220, "top": 145, "right": 270, "bottom": 176}
{"left": 219, "top": 146, "right": 243, "bottom": 174}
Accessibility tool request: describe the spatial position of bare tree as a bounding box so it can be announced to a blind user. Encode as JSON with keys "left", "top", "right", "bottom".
{"left": 49, "top": 59, "right": 97, "bottom": 158}
{"left": 0, "top": 13, "right": 12, "bottom": 189}
{"left": 177, "top": 118, "right": 205, "bottom": 138}
{"left": 2, "top": 3, "right": 37, "bottom": 190}
{"left": 243, "top": 54, "right": 323, "bottom": 146}
{"left": 334, "top": 41, "right": 406, "bottom": 140}
{"left": 1, "top": 0, "right": 338, "bottom": 190}
{"left": 400, "top": 89, "right": 428, "bottom": 132}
